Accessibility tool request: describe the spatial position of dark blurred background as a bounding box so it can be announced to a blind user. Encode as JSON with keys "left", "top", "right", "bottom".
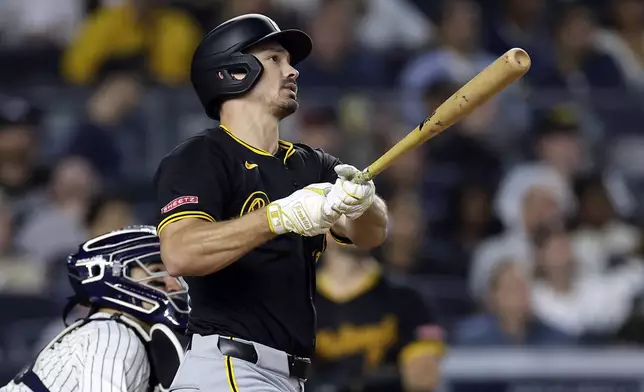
{"left": 4, "top": 0, "right": 644, "bottom": 390}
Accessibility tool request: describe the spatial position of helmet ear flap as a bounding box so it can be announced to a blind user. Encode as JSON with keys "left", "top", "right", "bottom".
{"left": 192, "top": 52, "right": 264, "bottom": 120}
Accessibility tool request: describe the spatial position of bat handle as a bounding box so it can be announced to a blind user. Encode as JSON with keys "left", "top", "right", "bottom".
{"left": 350, "top": 169, "right": 374, "bottom": 184}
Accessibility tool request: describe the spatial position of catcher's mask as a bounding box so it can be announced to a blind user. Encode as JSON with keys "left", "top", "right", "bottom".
{"left": 66, "top": 225, "right": 190, "bottom": 330}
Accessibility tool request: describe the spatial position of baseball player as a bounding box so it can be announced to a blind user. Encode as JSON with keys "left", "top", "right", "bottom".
{"left": 155, "top": 13, "right": 388, "bottom": 392}
{"left": 1, "top": 225, "right": 189, "bottom": 392}
{"left": 312, "top": 241, "right": 444, "bottom": 392}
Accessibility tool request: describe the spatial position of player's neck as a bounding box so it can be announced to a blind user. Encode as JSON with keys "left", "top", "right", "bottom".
{"left": 317, "top": 258, "right": 380, "bottom": 302}
{"left": 319, "top": 256, "right": 379, "bottom": 290}
{"left": 220, "top": 106, "right": 280, "bottom": 155}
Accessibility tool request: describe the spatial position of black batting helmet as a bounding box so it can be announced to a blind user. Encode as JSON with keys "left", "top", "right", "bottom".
{"left": 190, "top": 14, "right": 313, "bottom": 120}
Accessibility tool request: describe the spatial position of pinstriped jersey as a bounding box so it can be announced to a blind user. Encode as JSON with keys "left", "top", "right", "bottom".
{"left": 1, "top": 313, "right": 150, "bottom": 392}
{"left": 154, "top": 126, "right": 351, "bottom": 357}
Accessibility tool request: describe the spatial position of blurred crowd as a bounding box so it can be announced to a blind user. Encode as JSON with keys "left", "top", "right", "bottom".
{"left": 4, "top": 0, "right": 644, "bottom": 387}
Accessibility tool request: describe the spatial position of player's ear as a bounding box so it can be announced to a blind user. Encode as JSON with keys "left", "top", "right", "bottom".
{"left": 231, "top": 72, "right": 247, "bottom": 81}
{"left": 216, "top": 70, "right": 247, "bottom": 81}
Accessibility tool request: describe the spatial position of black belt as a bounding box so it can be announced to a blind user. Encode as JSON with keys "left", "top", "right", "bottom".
{"left": 217, "top": 337, "right": 311, "bottom": 381}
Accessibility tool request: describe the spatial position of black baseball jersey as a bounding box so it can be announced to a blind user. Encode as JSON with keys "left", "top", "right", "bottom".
{"left": 153, "top": 125, "right": 351, "bottom": 358}
{"left": 312, "top": 268, "right": 445, "bottom": 390}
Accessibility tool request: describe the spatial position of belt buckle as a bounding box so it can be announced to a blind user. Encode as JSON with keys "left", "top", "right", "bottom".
{"left": 289, "top": 355, "right": 311, "bottom": 381}
{"left": 293, "top": 355, "right": 311, "bottom": 364}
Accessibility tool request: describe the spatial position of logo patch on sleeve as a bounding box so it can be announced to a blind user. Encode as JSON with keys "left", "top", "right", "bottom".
{"left": 161, "top": 196, "right": 199, "bottom": 214}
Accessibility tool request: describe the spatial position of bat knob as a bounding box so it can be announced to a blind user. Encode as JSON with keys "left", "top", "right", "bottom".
{"left": 507, "top": 48, "right": 531, "bottom": 71}
{"left": 352, "top": 169, "right": 373, "bottom": 184}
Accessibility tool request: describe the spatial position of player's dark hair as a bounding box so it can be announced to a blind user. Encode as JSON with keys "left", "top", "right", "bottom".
{"left": 422, "top": 79, "right": 458, "bottom": 103}
{"left": 436, "top": 0, "right": 481, "bottom": 27}
{"left": 93, "top": 55, "right": 148, "bottom": 87}
{"left": 549, "top": 2, "right": 595, "bottom": 37}
{"left": 84, "top": 192, "right": 131, "bottom": 228}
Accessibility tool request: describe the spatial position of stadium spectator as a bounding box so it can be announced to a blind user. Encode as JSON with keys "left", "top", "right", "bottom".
{"left": 352, "top": 0, "right": 434, "bottom": 53}
{"left": 313, "top": 240, "right": 444, "bottom": 392}
{"left": 454, "top": 260, "right": 575, "bottom": 346}
{"left": 371, "top": 120, "right": 425, "bottom": 202}
{"left": 531, "top": 226, "right": 644, "bottom": 340}
{"left": 273, "top": 0, "right": 435, "bottom": 53}
{"left": 379, "top": 192, "right": 425, "bottom": 274}
{"left": 43, "top": 192, "right": 135, "bottom": 298}
{"left": 484, "top": 0, "right": 552, "bottom": 64}
{"left": 570, "top": 174, "right": 640, "bottom": 277}
{"left": 66, "top": 66, "right": 144, "bottom": 182}
{"left": 531, "top": 106, "right": 585, "bottom": 180}
{"left": 0, "top": 97, "right": 48, "bottom": 203}
{"left": 295, "top": 0, "right": 389, "bottom": 89}
{"left": 61, "top": 0, "right": 202, "bottom": 85}
{"left": 210, "top": 0, "right": 300, "bottom": 31}
{"left": 15, "top": 157, "right": 99, "bottom": 266}
{"left": 415, "top": 79, "right": 504, "bottom": 261}
{"left": 595, "top": 0, "right": 644, "bottom": 91}
{"left": 295, "top": 106, "right": 344, "bottom": 159}
{"left": 421, "top": 79, "right": 503, "bottom": 189}
{"left": 399, "top": 0, "right": 529, "bottom": 144}
{"left": 528, "top": 3, "right": 630, "bottom": 136}
{"left": 469, "top": 163, "right": 575, "bottom": 300}
{"left": 0, "top": 0, "right": 83, "bottom": 48}
{"left": 423, "top": 181, "right": 502, "bottom": 278}
{"left": 0, "top": 192, "right": 43, "bottom": 295}
{"left": 84, "top": 193, "right": 134, "bottom": 238}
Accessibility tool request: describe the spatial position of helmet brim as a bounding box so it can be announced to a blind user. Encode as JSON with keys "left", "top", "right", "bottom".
{"left": 243, "top": 29, "right": 313, "bottom": 66}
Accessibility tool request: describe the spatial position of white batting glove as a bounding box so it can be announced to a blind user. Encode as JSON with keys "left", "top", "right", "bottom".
{"left": 325, "top": 164, "right": 375, "bottom": 220}
{"left": 267, "top": 183, "right": 341, "bottom": 236}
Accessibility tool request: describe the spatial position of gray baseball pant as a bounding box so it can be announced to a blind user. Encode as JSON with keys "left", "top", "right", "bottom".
{"left": 170, "top": 334, "right": 306, "bottom": 392}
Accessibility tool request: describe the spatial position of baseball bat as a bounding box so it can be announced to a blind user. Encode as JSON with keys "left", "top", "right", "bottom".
{"left": 352, "top": 48, "right": 531, "bottom": 183}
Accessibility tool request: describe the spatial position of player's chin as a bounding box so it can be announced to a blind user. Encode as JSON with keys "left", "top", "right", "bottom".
{"left": 274, "top": 98, "right": 299, "bottom": 119}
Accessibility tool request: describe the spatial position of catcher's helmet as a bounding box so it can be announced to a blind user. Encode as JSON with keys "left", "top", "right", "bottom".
{"left": 190, "top": 13, "right": 313, "bottom": 120}
{"left": 66, "top": 225, "right": 190, "bottom": 330}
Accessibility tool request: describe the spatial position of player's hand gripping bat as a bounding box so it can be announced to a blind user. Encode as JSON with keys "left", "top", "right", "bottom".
{"left": 349, "top": 48, "right": 531, "bottom": 184}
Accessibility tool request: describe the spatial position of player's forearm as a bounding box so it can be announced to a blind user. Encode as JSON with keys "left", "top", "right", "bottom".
{"left": 161, "top": 210, "right": 276, "bottom": 276}
{"left": 334, "top": 196, "right": 388, "bottom": 248}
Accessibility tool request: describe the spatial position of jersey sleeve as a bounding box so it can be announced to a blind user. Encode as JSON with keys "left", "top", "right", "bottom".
{"left": 80, "top": 322, "right": 151, "bottom": 392}
{"left": 154, "top": 138, "right": 230, "bottom": 235}
{"left": 394, "top": 286, "right": 446, "bottom": 366}
{"left": 314, "top": 148, "right": 353, "bottom": 245}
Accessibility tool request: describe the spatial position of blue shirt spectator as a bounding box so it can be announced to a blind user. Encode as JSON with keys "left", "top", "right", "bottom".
{"left": 457, "top": 259, "right": 576, "bottom": 347}
{"left": 454, "top": 314, "right": 575, "bottom": 346}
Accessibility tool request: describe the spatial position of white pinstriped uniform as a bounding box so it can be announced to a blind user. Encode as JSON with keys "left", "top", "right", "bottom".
{"left": 1, "top": 312, "right": 150, "bottom": 392}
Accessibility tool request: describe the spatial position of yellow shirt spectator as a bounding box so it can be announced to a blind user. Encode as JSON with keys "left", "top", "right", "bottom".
{"left": 62, "top": 2, "right": 202, "bottom": 85}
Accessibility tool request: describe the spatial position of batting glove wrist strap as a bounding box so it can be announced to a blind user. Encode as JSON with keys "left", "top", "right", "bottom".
{"left": 267, "top": 203, "right": 289, "bottom": 235}
{"left": 267, "top": 183, "right": 340, "bottom": 237}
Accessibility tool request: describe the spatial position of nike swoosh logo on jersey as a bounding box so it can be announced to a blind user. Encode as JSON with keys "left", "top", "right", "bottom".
{"left": 245, "top": 161, "right": 258, "bottom": 169}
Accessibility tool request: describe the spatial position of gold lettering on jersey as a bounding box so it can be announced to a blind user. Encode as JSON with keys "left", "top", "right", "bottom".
{"left": 316, "top": 315, "right": 398, "bottom": 369}
{"left": 240, "top": 191, "right": 270, "bottom": 217}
